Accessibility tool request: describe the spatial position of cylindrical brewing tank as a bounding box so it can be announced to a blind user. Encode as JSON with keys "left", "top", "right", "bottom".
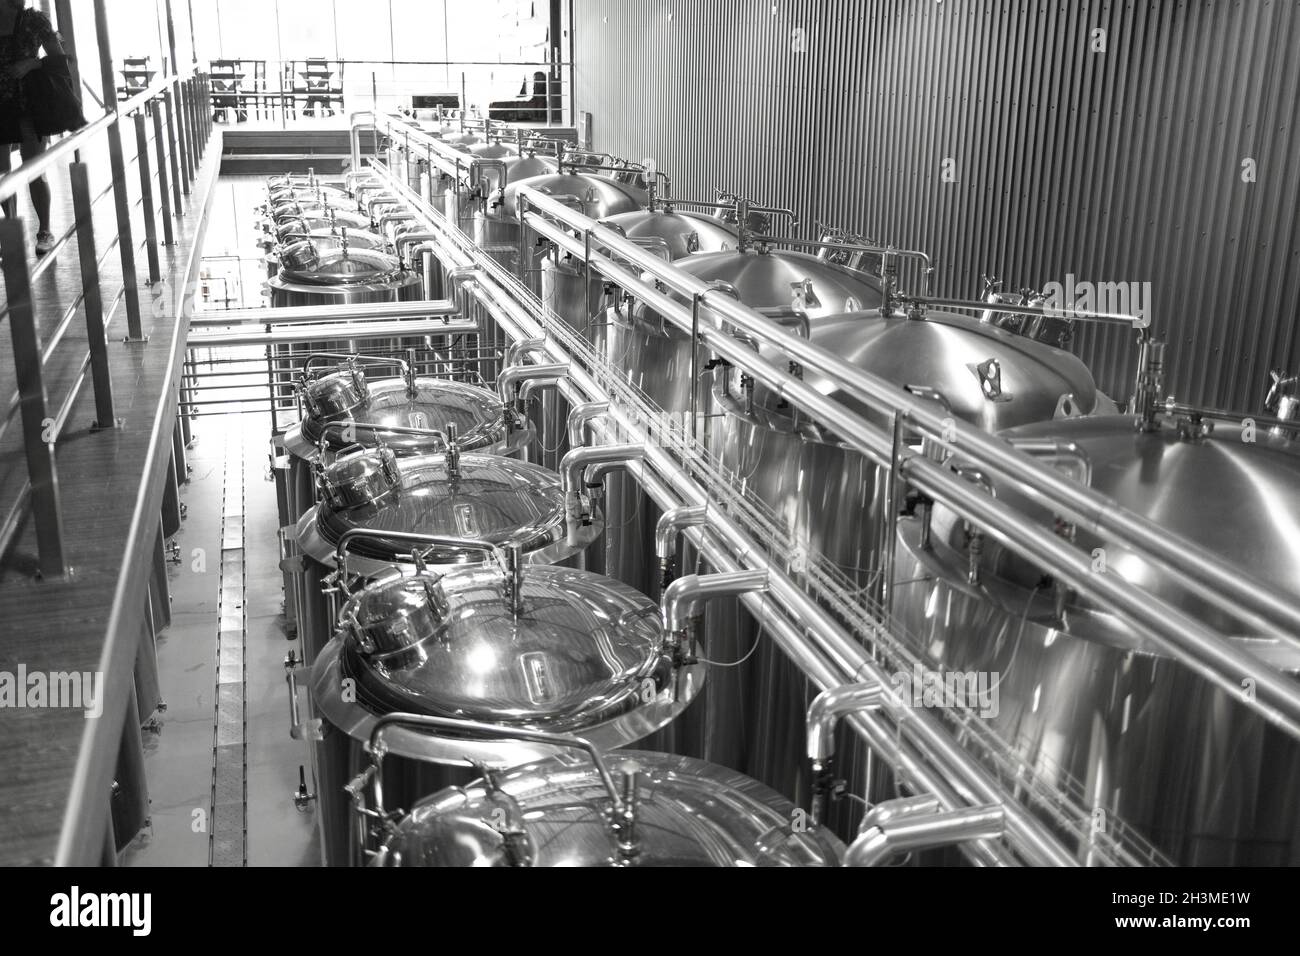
{"left": 466, "top": 152, "right": 559, "bottom": 270}
{"left": 374, "top": 749, "right": 845, "bottom": 867}
{"left": 503, "top": 170, "right": 646, "bottom": 300}
{"left": 308, "top": 558, "right": 699, "bottom": 866}
{"left": 291, "top": 444, "right": 591, "bottom": 664}
{"left": 267, "top": 244, "right": 422, "bottom": 308}
{"left": 891, "top": 414, "right": 1300, "bottom": 865}
{"left": 702, "top": 305, "right": 1113, "bottom": 836}
{"left": 278, "top": 361, "right": 531, "bottom": 631}
{"left": 595, "top": 209, "right": 741, "bottom": 614}
{"left": 264, "top": 231, "right": 387, "bottom": 280}
{"left": 265, "top": 211, "right": 373, "bottom": 248}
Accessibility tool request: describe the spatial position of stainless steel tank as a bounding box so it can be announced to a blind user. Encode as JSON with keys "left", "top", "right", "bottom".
{"left": 504, "top": 169, "right": 647, "bottom": 298}
{"left": 281, "top": 356, "right": 529, "bottom": 535}
{"left": 266, "top": 210, "right": 373, "bottom": 247}
{"left": 367, "top": 720, "right": 845, "bottom": 867}
{"left": 306, "top": 549, "right": 702, "bottom": 866}
{"left": 291, "top": 444, "right": 594, "bottom": 664}
{"left": 891, "top": 414, "right": 1300, "bottom": 865}
{"left": 466, "top": 152, "right": 560, "bottom": 270}
{"left": 699, "top": 305, "right": 1113, "bottom": 835}
{"left": 267, "top": 241, "right": 422, "bottom": 308}
{"left": 595, "top": 209, "right": 743, "bottom": 631}
{"left": 277, "top": 358, "right": 532, "bottom": 632}
{"left": 263, "top": 230, "right": 387, "bottom": 280}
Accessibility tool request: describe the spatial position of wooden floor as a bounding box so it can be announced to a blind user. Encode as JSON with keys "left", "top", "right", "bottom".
{"left": 0, "top": 123, "right": 221, "bottom": 865}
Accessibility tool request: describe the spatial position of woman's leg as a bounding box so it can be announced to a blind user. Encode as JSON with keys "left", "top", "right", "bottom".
{"left": 0, "top": 144, "right": 14, "bottom": 220}
{"left": 19, "top": 131, "right": 50, "bottom": 233}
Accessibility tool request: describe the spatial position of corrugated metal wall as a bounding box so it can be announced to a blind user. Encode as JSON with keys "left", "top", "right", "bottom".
{"left": 572, "top": 0, "right": 1300, "bottom": 410}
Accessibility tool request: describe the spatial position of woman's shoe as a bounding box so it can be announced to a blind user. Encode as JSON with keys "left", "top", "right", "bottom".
{"left": 35, "top": 230, "right": 55, "bottom": 255}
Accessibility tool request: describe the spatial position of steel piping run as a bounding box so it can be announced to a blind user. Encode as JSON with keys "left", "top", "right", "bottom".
{"left": 460, "top": 268, "right": 1063, "bottom": 868}
{"left": 518, "top": 202, "right": 1300, "bottom": 743}
{"left": 345, "top": 152, "right": 1141, "bottom": 866}
{"left": 518, "top": 185, "right": 1300, "bottom": 645}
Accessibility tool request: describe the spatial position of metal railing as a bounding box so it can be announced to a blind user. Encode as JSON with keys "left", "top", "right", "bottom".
{"left": 0, "top": 0, "right": 212, "bottom": 578}
{"left": 204, "top": 58, "right": 574, "bottom": 128}
{"left": 343, "top": 111, "right": 1300, "bottom": 865}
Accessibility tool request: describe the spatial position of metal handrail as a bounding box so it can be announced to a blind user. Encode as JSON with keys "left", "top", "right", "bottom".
{"left": 518, "top": 201, "right": 1300, "bottom": 741}
{"left": 353, "top": 128, "right": 1296, "bottom": 866}
{"left": 0, "top": 66, "right": 194, "bottom": 204}
{"left": 518, "top": 185, "right": 1300, "bottom": 644}
{"left": 352, "top": 156, "right": 1073, "bottom": 865}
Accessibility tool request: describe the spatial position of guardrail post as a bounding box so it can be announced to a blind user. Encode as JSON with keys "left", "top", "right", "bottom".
{"left": 152, "top": 97, "right": 175, "bottom": 244}
{"left": 163, "top": 88, "right": 184, "bottom": 212}
{"left": 204, "top": 74, "right": 213, "bottom": 140}
{"left": 91, "top": 0, "right": 144, "bottom": 341}
{"left": 69, "top": 162, "right": 114, "bottom": 428}
{"left": 133, "top": 111, "right": 161, "bottom": 284}
{"left": 192, "top": 76, "right": 205, "bottom": 158}
{"left": 188, "top": 77, "right": 201, "bottom": 166}
{"left": 0, "top": 218, "right": 65, "bottom": 577}
{"left": 175, "top": 79, "right": 192, "bottom": 191}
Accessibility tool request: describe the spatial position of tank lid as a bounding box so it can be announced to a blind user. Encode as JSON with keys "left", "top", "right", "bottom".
{"left": 670, "top": 248, "right": 884, "bottom": 320}
{"left": 298, "top": 375, "right": 511, "bottom": 455}
{"left": 601, "top": 208, "right": 738, "bottom": 259}
{"left": 503, "top": 171, "right": 646, "bottom": 222}
{"left": 377, "top": 750, "right": 845, "bottom": 867}
{"left": 307, "top": 451, "right": 587, "bottom": 567}
{"left": 916, "top": 414, "right": 1300, "bottom": 651}
{"left": 469, "top": 141, "right": 518, "bottom": 158}
{"left": 281, "top": 246, "right": 403, "bottom": 284}
{"left": 274, "top": 211, "right": 370, "bottom": 239}
{"left": 337, "top": 564, "right": 667, "bottom": 730}
{"left": 717, "top": 307, "right": 1104, "bottom": 439}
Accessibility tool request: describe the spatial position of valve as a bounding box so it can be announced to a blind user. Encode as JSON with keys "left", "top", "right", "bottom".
{"left": 293, "top": 765, "right": 316, "bottom": 811}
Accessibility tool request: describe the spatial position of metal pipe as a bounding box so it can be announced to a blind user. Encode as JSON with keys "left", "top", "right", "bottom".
{"left": 366, "top": 712, "right": 622, "bottom": 821}
{"left": 496, "top": 362, "right": 568, "bottom": 409}
{"left": 918, "top": 294, "right": 1141, "bottom": 327}
{"left": 566, "top": 401, "right": 609, "bottom": 448}
{"left": 807, "top": 682, "right": 887, "bottom": 764}
{"left": 188, "top": 299, "right": 460, "bottom": 326}
{"left": 506, "top": 336, "right": 547, "bottom": 367}
{"left": 654, "top": 504, "right": 708, "bottom": 592}
{"left": 460, "top": 268, "right": 1082, "bottom": 866}
{"left": 855, "top": 794, "right": 942, "bottom": 833}
{"left": 559, "top": 443, "right": 645, "bottom": 540}
{"left": 661, "top": 569, "right": 768, "bottom": 635}
{"left": 187, "top": 317, "right": 476, "bottom": 348}
{"left": 517, "top": 184, "right": 1300, "bottom": 640}
{"left": 521, "top": 204, "right": 1300, "bottom": 710}
{"left": 339, "top": 149, "right": 1140, "bottom": 866}
{"left": 845, "top": 805, "right": 1006, "bottom": 868}
{"left": 334, "top": 528, "right": 504, "bottom": 586}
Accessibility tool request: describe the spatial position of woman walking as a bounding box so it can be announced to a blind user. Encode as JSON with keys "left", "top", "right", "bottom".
{"left": 0, "top": 0, "right": 64, "bottom": 255}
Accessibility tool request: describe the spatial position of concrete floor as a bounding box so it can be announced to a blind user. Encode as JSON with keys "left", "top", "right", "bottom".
{"left": 123, "top": 177, "right": 320, "bottom": 867}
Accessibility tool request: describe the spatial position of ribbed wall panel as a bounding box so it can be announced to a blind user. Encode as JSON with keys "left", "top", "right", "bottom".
{"left": 573, "top": 0, "right": 1300, "bottom": 411}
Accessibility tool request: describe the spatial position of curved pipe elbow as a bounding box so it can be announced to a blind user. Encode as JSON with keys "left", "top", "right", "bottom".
{"left": 566, "top": 402, "right": 609, "bottom": 448}
{"left": 806, "top": 682, "right": 884, "bottom": 764}
{"left": 506, "top": 337, "right": 547, "bottom": 368}
{"left": 660, "top": 569, "right": 768, "bottom": 635}
{"left": 560, "top": 444, "right": 645, "bottom": 501}
{"left": 654, "top": 505, "right": 708, "bottom": 562}
{"left": 844, "top": 804, "right": 1005, "bottom": 868}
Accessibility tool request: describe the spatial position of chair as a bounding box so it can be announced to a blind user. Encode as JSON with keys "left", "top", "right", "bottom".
{"left": 210, "top": 59, "right": 268, "bottom": 123}
{"left": 117, "top": 56, "right": 155, "bottom": 102}
{"left": 291, "top": 58, "right": 344, "bottom": 118}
